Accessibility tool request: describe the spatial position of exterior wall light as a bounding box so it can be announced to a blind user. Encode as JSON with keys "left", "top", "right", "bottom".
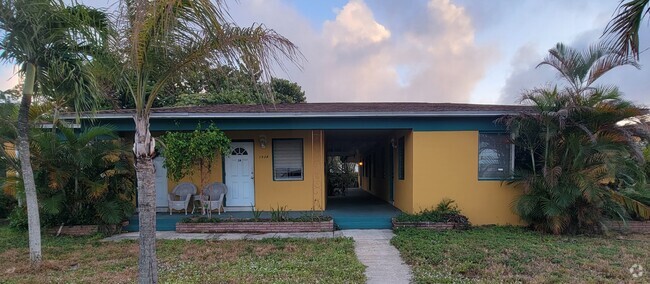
{"left": 259, "top": 135, "right": 267, "bottom": 149}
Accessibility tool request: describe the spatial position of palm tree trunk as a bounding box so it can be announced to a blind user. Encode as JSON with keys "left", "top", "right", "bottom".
{"left": 134, "top": 114, "right": 157, "bottom": 284}
{"left": 17, "top": 63, "right": 42, "bottom": 268}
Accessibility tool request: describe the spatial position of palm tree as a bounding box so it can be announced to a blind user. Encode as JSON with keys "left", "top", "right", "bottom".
{"left": 31, "top": 125, "right": 135, "bottom": 229}
{"left": 537, "top": 42, "right": 639, "bottom": 93}
{"left": 105, "top": 1, "right": 301, "bottom": 282}
{"left": 500, "top": 42, "right": 648, "bottom": 234}
{"left": 0, "top": 0, "right": 108, "bottom": 267}
{"left": 604, "top": 0, "right": 650, "bottom": 59}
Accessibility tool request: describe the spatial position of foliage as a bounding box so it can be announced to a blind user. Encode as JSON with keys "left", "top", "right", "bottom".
{"left": 500, "top": 42, "right": 648, "bottom": 234}
{"left": 8, "top": 206, "right": 27, "bottom": 230}
{"left": 615, "top": 188, "right": 650, "bottom": 220}
{"left": 604, "top": 0, "right": 650, "bottom": 59}
{"left": 100, "top": 66, "right": 306, "bottom": 109}
{"left": 392, "top": 226, "right": 650, "bottom": 283}
{"left": 166, "top": 69, "right": 306, "bottom": 107}
{"left": 2, "top": 125, "right": 136, "bottom": 227}
{"left": 326, "top": 156, "right": 358, "bottom": 196}
{"left": 395, "top": 199, "right": 470, "bottom": 228}
{"left": 160, "top": 124, "right": 230, "bottom": 187}
{"left": 251, "top": 205, "right": 262, "bottom": 221}
{"left": 270, "top": 205, "right": 289, "bottom": 222}
{"left": 0, "top": 191, "right": 16, "bottom": 219}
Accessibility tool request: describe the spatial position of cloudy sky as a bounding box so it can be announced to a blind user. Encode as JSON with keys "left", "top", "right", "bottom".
{"left": 1, "top": 0, "right": 648, "bottom": 106}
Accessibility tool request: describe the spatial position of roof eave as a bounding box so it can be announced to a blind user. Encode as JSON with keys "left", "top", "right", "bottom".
{"left": 62, "top": 111, "right": 521, "bottom": 120}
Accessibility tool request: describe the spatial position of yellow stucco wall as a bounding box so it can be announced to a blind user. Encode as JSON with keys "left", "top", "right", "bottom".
{"left": 166, "top": 130, "right": 326, "bottom": 211}
{"left": 393, "top": 132, "right": 414, "bottom": 213}
{"left": 411, "top": 131, "right": 522, "bottom": 225}
{"left": 358, "top": 132, "right": 413, "bottom": 213}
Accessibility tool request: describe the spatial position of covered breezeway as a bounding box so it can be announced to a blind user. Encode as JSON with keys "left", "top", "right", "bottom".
{"left": 324, "top": 129, "right": 408, "bottom": 229}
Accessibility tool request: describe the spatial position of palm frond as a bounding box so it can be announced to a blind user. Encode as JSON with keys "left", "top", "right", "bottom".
{"left": 604, "top": 0, "right": 650, "bottom": 59}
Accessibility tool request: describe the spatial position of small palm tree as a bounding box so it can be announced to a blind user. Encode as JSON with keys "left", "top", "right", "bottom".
{"left": 604, "top": 0, "right": 650, "bottom": 59}
{"left": 501, "top": 42, "right": 647, "bottom": 234}
{"left": 103, "top": 1, "right": 301, "bottom": 282}
{"left": 31, "top": 125, "right": 135, "bottom": 229}
{"left": 0, "top": 0, "right": 108, "bottom": 267}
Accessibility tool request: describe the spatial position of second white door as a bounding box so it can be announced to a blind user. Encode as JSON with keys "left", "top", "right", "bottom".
{"left": 225, "top": 142, "right": 255, "bottom": 207}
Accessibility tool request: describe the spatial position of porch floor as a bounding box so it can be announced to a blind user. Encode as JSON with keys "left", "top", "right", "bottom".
{"left": 326, "top": 188, "right": 401, "bottom": 229}
{"left": 124, "top": 188, "right": 401, "bottom": 231}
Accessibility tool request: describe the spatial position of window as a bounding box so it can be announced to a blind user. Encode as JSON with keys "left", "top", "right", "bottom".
{"left": 273, "top": 139, "right": 304, "bottom": 181}
{"left": 397, "top": 137, "right": 405, "bottom": 180}
{"left": 478, "top": 133, "right": 514, "bottom": 180}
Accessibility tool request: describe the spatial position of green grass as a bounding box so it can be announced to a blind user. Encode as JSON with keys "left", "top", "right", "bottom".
{"left": 392, "top": 226, "right": 650, "bottom": 283}
{"left": 0, "top": 226, "right": 365, "bottom": 283}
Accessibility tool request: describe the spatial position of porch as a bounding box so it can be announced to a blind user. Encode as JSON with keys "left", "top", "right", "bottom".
{"left": 326, "top": 188, "right": 401, "bottom": 229}
{"left": 124, "top": 188, "right": 400, "bottom": 231}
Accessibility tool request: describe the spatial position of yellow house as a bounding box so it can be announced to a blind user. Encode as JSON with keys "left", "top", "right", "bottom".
{"left": 76, "top": 102, "right": 526, "bottom": 229}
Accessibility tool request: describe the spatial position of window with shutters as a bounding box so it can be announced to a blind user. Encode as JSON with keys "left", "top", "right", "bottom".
{"left": 273, "top": 139, "right": 304, "bottom": 181}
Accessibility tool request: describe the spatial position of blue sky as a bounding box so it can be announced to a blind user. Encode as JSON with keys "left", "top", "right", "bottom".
{"left": 2, "top": 0, "right": 648, "bottom": 106}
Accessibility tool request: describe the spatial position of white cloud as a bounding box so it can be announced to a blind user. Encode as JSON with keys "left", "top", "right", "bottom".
{"left": 0, "top": 64, "right": 21, "bottom": 91}
{"left": 498, "top": 28, "right": 650, "bottom": 105}
{"left": 322, "top": 0, "right": 390, "bottom": 48}
{"left": 229, "top": 0, "right": 496, "bottom": 103}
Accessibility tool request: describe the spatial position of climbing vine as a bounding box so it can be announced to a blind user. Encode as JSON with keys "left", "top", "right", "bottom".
{"left": 160, "top": 124, "right": 230, "bottom": 188}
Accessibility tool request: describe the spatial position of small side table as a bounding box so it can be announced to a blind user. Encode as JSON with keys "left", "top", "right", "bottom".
{"left": 191, "top": 194, "right": 204, "bottom": 215}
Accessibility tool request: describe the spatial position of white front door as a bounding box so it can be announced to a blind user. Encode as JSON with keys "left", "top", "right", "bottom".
{"left": 153, "top": 156, "right": 169, "bottom": 209}
{"left": 225, "top": 142, "right": 255, "bottom": 207}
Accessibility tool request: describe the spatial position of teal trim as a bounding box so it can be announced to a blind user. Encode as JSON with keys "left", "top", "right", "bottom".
{"left": 83, "top": 116, "right": 506, "bottom": 132}
{"left": 272, "top": 138, "right": 304, "bottom": 181}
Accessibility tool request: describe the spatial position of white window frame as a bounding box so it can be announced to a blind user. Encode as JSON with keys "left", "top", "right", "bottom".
{"left": 272, "top": 139, "right": 304, "bottom": 181}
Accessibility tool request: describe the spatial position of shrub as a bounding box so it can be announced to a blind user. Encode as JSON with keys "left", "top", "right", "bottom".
{"left": 8, "top": 206, "right": 28, "bottom": 231}
{"left": 500, "top": 43, "right": 648, "bottom": 234}
{"left": 0, "top": 191, "right": 16, "bottom": 219}
{"left": 13, "top": 125, "right": 137, "bottom": 227}
{"left": 395, "top": 199, "right": 470, "bottom": 229}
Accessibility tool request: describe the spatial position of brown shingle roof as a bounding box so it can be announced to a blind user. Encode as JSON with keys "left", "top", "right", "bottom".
{"left": 95, "top": 102, "right": 530, "bottom": 116}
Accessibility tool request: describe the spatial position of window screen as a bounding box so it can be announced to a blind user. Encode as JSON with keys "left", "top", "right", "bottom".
{"left": 273, "top": 139, "right": 304, "bottom": 181}
{"left": 478, "top": 133, "right": 513, "bottom": 180}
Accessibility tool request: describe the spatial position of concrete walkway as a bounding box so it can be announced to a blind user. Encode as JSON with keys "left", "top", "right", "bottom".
{"left": 103, "top": 229, "right": 413, "bottom": 284}
{"left": 341, "top": 229, "right": 412, "bottom": 284}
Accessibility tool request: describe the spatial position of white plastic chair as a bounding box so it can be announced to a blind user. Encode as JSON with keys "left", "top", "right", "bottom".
{"left": 168, "top": 182, "right": 197, "bottom": 215}
{"left": 201, "top": 182, "right": 228, "bottom": 216}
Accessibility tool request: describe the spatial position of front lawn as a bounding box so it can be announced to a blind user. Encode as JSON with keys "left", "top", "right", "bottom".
{"left": 0, "top": 226, "right": 365, "bottom": 283}
{"left": 392, "top": 226, "right": 650, "bottom": 283}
